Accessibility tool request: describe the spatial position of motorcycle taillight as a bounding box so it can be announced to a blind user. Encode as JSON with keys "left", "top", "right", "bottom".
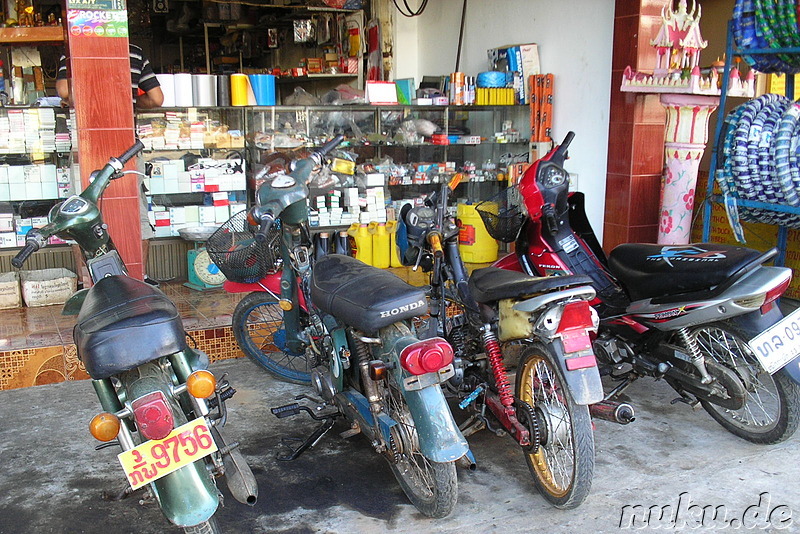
{"left": 762, "top": 275, "right": 792, "bottom": 313}
{"left": 132, "top": 390, "right": 174, "bottom": 441}
{"left": 557, "top": 300, "right": 594, "bottom": 354}
{"left": 400, "top": 337, "right": 454, "bottom": 376}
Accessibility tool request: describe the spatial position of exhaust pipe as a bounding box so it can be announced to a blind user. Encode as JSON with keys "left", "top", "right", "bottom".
{"left": 211, "top": 426, "right": 258, "bottom": 505}
{"left": 456, "top": 450, "right": 477, "bottom": 471}
{"left": 590, "top": 400, "right": 635, "bottom": 425}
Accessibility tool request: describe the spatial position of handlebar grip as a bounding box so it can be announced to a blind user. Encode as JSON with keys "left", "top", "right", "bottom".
{"left": 556, "top": 131, "right": 575, "bottom": 158}
{"left": 316, "top": 135, "right": 345, "bottom": 157}
{"left": 429, "top": 233, "right": 444, "bottom": 258}
{"left": 11, "top": 241, "right": 38, "bottom": 268}
{"left": 116, "top": 140, "right": 145, "bottom": 166}
{"left": 255, "top": 214, "right": 275, "bottom": 243}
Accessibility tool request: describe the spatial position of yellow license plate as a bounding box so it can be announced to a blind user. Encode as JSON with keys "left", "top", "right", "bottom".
{"left": 118, "top": 418, "right": 218, "bottom": 490}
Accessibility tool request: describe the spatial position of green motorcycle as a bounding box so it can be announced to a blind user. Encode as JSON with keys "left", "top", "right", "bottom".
{"left": 12, "top": 141, "right": 257, "bottom": 533}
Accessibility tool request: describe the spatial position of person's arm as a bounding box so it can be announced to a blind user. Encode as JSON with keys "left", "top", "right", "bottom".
{"left": 55, "top": 78, "right": 69, "bottom": 99}
{"left": 55, "top": 53, "right": 70, "bottom": 106}
{"left": 136, "top": 86, "right": 164, "bottom": 109}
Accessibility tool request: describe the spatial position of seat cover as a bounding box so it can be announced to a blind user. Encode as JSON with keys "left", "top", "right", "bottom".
{"left": 311, "top": 255, "right": 427, "bottom": 336}
{"left": 74, "top": 275, "right": 187, "bottom": 379}
{"left": 607, "top": 243, "right": 765, "bottom": 302}
{"left": 468, "top": 267, "right": 593, "bottom": 304}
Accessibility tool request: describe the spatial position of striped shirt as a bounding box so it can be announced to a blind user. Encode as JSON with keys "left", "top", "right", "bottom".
{"left": 56, "top": 44, "right": 160, "bottom": 104}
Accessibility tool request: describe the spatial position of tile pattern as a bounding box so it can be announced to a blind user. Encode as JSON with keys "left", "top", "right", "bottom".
{"left": 0, "top": 265, "right": 490, "bottom": 391}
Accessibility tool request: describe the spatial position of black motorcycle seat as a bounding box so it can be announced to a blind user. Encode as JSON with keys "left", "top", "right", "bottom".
{"left": 607, "top": 243, "right": 768, "bottom": 302}
{"left": 74, "top": 276, "right": 187, "bottom": 379}
{"left": 468, "top": 267, "right": 594, "bottom": 304}
{"left": 311, "top": 254, "right": 428, "bottom": 336}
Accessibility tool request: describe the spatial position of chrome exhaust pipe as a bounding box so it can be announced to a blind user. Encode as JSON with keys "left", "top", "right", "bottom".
{"left": 590, "top": 400, "right": 635, "bottom": 425}
{"left": 456, "top": 450, "right": 477, "bottom": 471}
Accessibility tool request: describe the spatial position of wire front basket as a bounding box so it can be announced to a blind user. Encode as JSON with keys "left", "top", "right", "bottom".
{"left": 476, "top": 186, "right": 526, "bottom": 243}
{"left": 206, "top": 211, "right": 282, "bottom": 283}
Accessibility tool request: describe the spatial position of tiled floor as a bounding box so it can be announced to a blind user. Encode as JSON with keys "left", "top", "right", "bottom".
{"left": 0, "top": 282, "right": 247, "bottom": 392}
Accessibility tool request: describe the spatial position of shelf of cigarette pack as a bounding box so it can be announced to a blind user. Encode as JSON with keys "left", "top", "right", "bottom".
{"left": 0, "top": 26, "right": 64, "bottom": 44}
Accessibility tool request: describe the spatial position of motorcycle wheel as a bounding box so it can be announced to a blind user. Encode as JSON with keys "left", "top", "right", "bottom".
{"left": 516, "top": 343, "right": 594, "bottom": 509}
{"left": 692, "top": 322, "right": 800, "bottom": 444}
{"left": 183, "top": 517, "right": 220, "bottom": 534}
{"left": 231, "top": 292, "right": 311, "bottom": 384}
{"left": 383, "top": 382, "right": 458, "bottom": 518}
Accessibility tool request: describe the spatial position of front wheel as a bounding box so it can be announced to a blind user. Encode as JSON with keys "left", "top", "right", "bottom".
{"left": 516, "top": 343, "right": 594, "bottom": 509}
{"left": 383, "top": 382, "right": 458, "bottom": 518}
{"left": 231, "top": 292, "right": 311, "bottom": 384}
{"left": 692, "top": 323, "right": 800, "bottom": 444}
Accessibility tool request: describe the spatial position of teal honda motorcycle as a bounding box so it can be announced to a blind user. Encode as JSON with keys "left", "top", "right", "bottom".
{"left": 12, "top": 141, "right": 257, "bottom": 533}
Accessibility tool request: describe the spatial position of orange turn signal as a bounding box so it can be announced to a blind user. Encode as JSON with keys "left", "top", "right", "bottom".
{"left": 89, "top": 412, "right": 121, "bottom": 442}
{"left": 368, "top": 360, "right": 389, "bottom": 381}
{"left": 279, "top": 299, "right": 293, "bottom": 311}
{"left": 186, "top": 370, "right": 217, "bottom": 399}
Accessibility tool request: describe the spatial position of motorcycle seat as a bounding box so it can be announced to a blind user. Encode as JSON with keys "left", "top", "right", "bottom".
{"left": 608, "top": 243, "right": 768, "bottom": 302}
{"left": 311, "top": 254, "right": 428, "bottom": 336}
{"left": 74, "top": 275, "right": 187, "bottom": 379}
{"left": 468, "top": 267, "right": 594, "bottom": 304}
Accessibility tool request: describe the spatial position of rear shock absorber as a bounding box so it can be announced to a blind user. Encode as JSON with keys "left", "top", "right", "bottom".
{"left": 481, "top": 325, "right": 514, "bottom": 409}
{"left": 676, "top": 327, "right": 712, "bottom": 384}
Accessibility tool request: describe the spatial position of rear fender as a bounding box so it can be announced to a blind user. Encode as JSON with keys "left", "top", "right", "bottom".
{"left": 150, "top": 463, "right": 219, "bottom": 527}
{"left": 383, "top": 333, "right": 468, "bottom": 463}
{"left": 545, "top": 340, "right": 604, "bottom": 405}
{"left": 62, "top": 288, "right": 89, "bottom": 316}
{"left": 732, "top": 306, "right": 800, "bottom": 385}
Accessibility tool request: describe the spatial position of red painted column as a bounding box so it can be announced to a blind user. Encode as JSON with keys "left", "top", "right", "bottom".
{"left": 603, "top": 0, "right": 670, "bottom": 252}
{"left": 65, "top": 6, "right": 143, "bottom": 279}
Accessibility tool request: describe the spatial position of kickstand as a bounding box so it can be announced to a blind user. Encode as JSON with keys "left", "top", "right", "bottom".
{"left": 271, "top": 397, "right": 340, "bottom": 461}
{"left": 276, "top": 417, "right": 336, "bottom": 461}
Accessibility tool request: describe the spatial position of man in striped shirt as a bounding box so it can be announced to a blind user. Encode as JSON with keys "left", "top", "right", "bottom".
{"left": 55, "top": 43, "right": 164, "bottom": 108}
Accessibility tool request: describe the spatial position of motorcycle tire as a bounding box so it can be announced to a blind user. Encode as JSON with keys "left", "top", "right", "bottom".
{"left": 183, "top": 517, "right": 220, "bottom": 534}
{"left": 691, "top": 322, "right": 800, "bottom": 444}
{"left": 516, "top": 342, "right": 594, "bottom": 509}
{"left": 231, "top": 292, "right": 312, "bottom": 385}
{"left": 382, "top": 381, "right": 458, "bottom": 518}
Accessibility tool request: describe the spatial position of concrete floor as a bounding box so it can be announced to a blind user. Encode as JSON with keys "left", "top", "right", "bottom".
{"left": 1, "top": 357, "right": 798, "bottom": 534}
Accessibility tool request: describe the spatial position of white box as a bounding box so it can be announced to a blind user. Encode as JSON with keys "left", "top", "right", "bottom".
{"left": 366, "top": 173, "right": 384, "bottom": 187}
{"left": 41, "top": 181, "right": 58, "bottom": 199}
{"left": 8, "top": 166, "right": 24, "bottom": 184}
{"left": 184, "top": 205, "right": 200, "bottom": 223}
{"left": 169, "top": 207, "right": 186, "bottom": 224}
{"left": 0, "top": 232, "right": 17, "bottom": 247}
{"left": 149, "top": 177, "right": 165, "bottom": 194}
{"left": 199, "top": 206, "right": 216, "bottom": 224}
{"left": 41, "top": 165, "right": 57, "bottom": 183}
{"left": 154, "top": 226, "right": 172, "bottom": 238}
{"left": 25, "top": 182, "right": 42, "bottom": 200}
{"left": 0, "top": 166, "right": 8, "bottom": 183}
{"left": 214, "top": 205, "right": 230, "bottom": 223}
{"left": 24, "top": 165, "right": 41, "bottom": 183}
{"left": 0, "top": 214, "right": 13, "bottom": 232}
{"left": 0, "top": 184, "right": 9, "bottom": 201}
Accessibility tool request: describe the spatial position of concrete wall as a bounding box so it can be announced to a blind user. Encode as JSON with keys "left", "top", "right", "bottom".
{"left": 392, "top": 0, "right": 615, "bottom": 239}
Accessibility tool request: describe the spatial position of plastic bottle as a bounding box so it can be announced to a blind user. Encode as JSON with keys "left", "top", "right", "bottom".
{"left": 347, "top": 223, "right": 373, "bottom": 266}
{"left": 315, "top": 232, "right": 330, "bottom": 261}
{"left": 335, "top": 230, "right": 350, "bottom": 256}
{"left": 385, "top": 220, "right": 403, "bottom": 267}
{"left": 370, "top": 221, "right": 390, "bottom": 269}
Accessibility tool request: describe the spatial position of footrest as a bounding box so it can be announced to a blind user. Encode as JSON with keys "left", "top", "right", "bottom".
{"left": 271, "top": 403, "right": 301, "bottom": 419}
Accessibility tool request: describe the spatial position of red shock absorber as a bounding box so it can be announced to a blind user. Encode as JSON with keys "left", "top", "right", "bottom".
{"left": 482, "top": 327, "right": 514, "bottom": 408}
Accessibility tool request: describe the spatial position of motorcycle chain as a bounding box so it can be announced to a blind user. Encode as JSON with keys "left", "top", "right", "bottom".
{"left": 514, "top": 398, "right": 541, "bottom": 454}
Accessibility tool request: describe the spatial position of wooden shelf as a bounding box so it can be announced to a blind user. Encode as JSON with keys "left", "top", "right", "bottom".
{"left": 0, "top": 26, "right": 64, "bottom": 44}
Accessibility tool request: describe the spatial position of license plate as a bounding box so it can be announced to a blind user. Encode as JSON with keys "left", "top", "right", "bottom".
{"left": 118, "top": 418, "right": 218, "bottom": 490}
{"left": 748, "top": 306, "right": 800, "bottom": 375}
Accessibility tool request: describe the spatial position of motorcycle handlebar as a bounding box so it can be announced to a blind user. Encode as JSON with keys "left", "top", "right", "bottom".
{"left": 115, "top": 140, "right": 145, "bottom": 167}
{"left": 11, "top": 231, "right": 44, "bottom": 268}
{"left": 314, "top": 135, "right": 345, "bottom": 160}
{"left": 254, "top": 213, "right": 275, "bottom": 243}
{"left": 555, "top": 131, "right": 575, "bottom": 159}
{"left": 428, "top": 233, "right": 444, "bottom": 258}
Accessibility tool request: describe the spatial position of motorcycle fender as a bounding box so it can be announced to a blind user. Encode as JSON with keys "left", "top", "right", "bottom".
{"left": 398, "top": 380, "right": 469, "bottom": 463}
{"left": 731, "top": 307, "right": 800, "bottom": 384}
{"left": 150, "top": 461, "right": 219, "bottom": 528}
{"left": 548, "top": 342, "right": 604, "bottom": 405}
{"left": 61, "top": 288, "right": 89, "bottom": 316}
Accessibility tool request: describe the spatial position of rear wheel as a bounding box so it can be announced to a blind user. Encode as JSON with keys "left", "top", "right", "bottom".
{"left": 231, "top": 292, "right": 311, "bottom": 384}
{"left": 693, "top": 323, "right": 800, "bottom": 444}
{"left": 383, "top": 382, "right": 458, "bottom": 518}
{"left": 516, "top": 343, "right": 594, "bottom": 509}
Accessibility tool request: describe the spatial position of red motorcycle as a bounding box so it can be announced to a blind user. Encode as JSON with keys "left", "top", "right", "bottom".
{"left": 482, "top": 131, "right": 800, "bottom": 444}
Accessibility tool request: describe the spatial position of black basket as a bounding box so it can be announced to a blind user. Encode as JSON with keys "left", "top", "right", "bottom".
{"left": 206, "top": 211, "right": 282, "bottom": 283}
{"left": 475, "top": 187, "right": 526, "bottom": 243}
